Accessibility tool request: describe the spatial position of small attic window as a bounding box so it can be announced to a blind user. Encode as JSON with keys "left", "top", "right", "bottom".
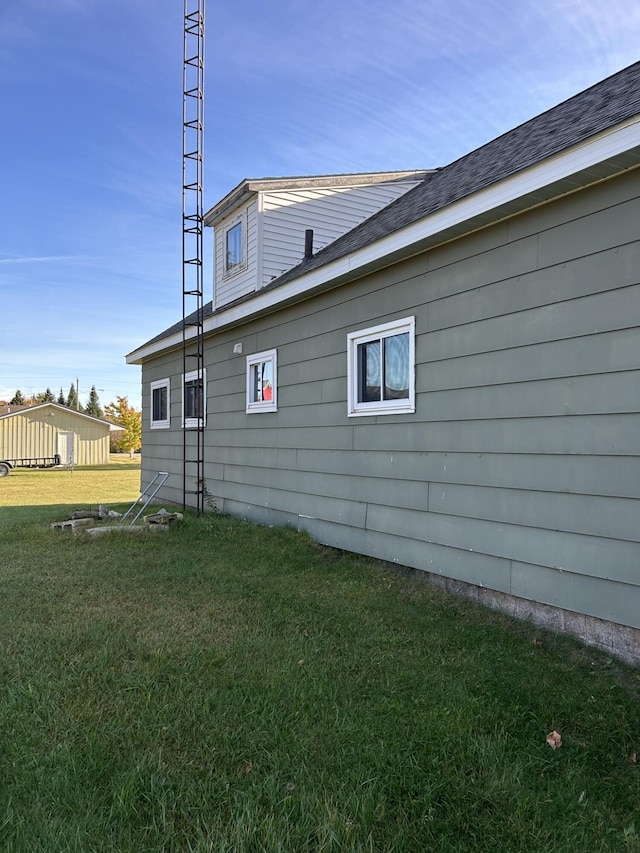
{"left": 223, "top": 211, "right": 247, "bottom": 277}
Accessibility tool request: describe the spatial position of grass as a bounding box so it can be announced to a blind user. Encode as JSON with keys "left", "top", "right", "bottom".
{"left": 0, "top": 465, "right": 639, "bottom": 851}
{"left": 0, "top": 454, "right": 141, "bottom": 522}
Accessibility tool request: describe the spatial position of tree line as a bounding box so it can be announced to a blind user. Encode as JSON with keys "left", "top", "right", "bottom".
{"left": 3, "top": 386, "right": 142, "bottom": 457}
{"left": 8, "top": 383, "right": 102, "bottom": 415}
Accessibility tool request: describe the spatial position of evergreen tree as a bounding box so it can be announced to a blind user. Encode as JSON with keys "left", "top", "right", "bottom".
{"left": 57, "top": 387, "right": 66, "bottom": 406}
{"left": 105, "top": 396, "right": 142, "bottom": 457}
{"left": 36, "top": 387, "right": 55, "bottom": 403}
{"left": 67, "top": 383, "right": 79, "bottom": 410}
{"left": 9, "top": 390, "right": 25, "bottom": 405}
{"left": 85, "top": 385, "right": 104, "bottom": 419}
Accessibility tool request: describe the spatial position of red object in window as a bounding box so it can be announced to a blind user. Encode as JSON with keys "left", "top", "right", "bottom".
{"left": 263, "top": 381, "right": 272, "bottom": 401}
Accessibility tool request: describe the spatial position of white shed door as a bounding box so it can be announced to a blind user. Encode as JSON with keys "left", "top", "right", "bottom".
{"left": 57, "top": 432, "right": 75, "bottom": 466}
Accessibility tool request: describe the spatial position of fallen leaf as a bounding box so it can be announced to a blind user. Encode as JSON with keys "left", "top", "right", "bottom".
{"left": 546, "top": 730, "right": 562, "bottom": 749}
{"left": 631, "top": 753, "right": 637, "bottom": 764}
{"left": 298, "top": 659, "right": 305, "bottom": 665}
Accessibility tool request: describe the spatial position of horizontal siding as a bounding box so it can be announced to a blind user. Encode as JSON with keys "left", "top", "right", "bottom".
{"left": 352, "top": 415, "right": 640, "bottom": 455}
{"left": 213, "top": 199, "right": 258, "bottom": 309}
{"left": 427, "top": 241, "right": 640, "bottom": 331}
{"left": 140, "top": 167, "right": 640, "bottom": 629}
{"left": 218, "top": 461, "right": 639, "bottom": 543}
{"left": 428, "top": 483, "right": 640, "bottom": 543}
{"left": 219, "top": 478, "right": 368, "bottom": 529}
{"left": 140, "top": 356, "right": 190, "bottom": 505}
{"left": 299, "top": 520, "right": 640, "bottom": 630}
{"left": 423, "top": 283, "right": 640, "bottom": 361}
{"left": 261, "top": 181, "right": 421, "bottom": 286}
{"left": 416, "top": 370, "right": 640, "bottom": 420}
{"left": 221, "top": 463, "right": 428, "bottom": 513}
{"left": 364, "top": 504, "right": 638, "bottom": 587}
{"left": 509, "top": 562, "right": 640, "bottom": 629}
{"left": 299, "top": 518, "right": 515, "bottom": 593}
{"left": 423, "top": 327, "right": 639, "bottom": 391}
{"left": 213, "top": 446, "right": 640, "bottom": 499}
{"left": 177, "top": 412, "right": 640, "bottom": 456}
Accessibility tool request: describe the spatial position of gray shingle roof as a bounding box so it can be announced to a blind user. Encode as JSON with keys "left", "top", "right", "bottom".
{"left": 275, "top": 60, "right": 640, "bottom": 284}
{"left": 140, "top": 61, "right": 640, "bottom": 351}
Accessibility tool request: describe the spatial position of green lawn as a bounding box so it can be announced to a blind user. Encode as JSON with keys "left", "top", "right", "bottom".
{"left": 0, "top": 455, "right": 141, "bottom": 522}
{"left": 0, "top": 465, "right": 638, "bottom": 851}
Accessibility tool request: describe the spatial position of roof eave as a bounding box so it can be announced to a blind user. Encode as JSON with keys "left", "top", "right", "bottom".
{"left": 127, "top": 117, "right": 640, "bottom": 366}
{"left": 0, "top": 401, "right": 124, "bottom": 429}
{"left": 204, "top": 181, "right": 257, "bottom": 227}
{"left": 203, "top": 170, "right": 434, "bottom": 227}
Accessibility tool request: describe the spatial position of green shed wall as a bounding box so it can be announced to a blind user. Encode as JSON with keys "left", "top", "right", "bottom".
{"left": 140, "top": 169, "right": 640, "bottom": 632}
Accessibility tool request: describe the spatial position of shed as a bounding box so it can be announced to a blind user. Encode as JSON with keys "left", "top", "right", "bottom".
{"left": 0, "top": 403, "right": 124, "bottom": 467}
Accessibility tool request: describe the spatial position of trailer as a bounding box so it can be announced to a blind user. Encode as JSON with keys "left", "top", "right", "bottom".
{"left": 0, "top": 455, "right": 61, "bottom": 476}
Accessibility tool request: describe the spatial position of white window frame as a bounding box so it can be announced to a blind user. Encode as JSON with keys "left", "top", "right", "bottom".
{"left": 182, "top": 368, "right": 206, "bottom": 428}
{"left": 347, "top": 317, "right": 415, "bottom": 417}
{"left": 222, "top": 209, "right": 247, "bottom": 278}
{"left": 150, "top": 378, "right": 170, "bottom": 429}
{"left": 246, "top": 349, "right": 278, "bottom": 413}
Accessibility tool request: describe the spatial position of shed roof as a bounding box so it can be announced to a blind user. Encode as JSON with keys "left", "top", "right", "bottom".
{"left": 0, "top": 402, "right": 124, "bottom": 431}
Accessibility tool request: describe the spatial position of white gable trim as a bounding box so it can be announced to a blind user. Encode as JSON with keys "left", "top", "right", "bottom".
{"left": 0, "top": 402, "right": 124, "bottom": 430}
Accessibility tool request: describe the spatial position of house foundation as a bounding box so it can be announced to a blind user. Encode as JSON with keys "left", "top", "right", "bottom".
{"left": 418, "top": 569, "right": 640, "bottom": 668}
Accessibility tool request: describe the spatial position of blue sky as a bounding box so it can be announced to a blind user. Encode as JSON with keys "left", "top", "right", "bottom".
{"left": 1, "top": 0, "right": 638, "bottom": 410}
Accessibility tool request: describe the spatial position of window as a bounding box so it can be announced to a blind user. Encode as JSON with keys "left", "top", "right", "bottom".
{"left": 223, "top": 211, "right": 247, "bottom": 277}
{"left": 347, "top": 317, "right": 415, "bottom": 416}
{"left": 182, "top": 368, "right": 206, "bottom": 428}
{"left": 150, "top": 378, "right": 170, "bottom": 429}
{"left": 246, "top": 349, "right": 277, "bottom": 413}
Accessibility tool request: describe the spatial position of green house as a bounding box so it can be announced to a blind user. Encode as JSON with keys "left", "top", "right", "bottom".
{"left": 127, "top": 63, "right": 640, "bottom": 664}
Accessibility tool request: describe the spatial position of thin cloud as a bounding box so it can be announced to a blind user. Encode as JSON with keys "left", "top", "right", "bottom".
{"left": 0, "top": 255, "right": 90, "bottom": 265}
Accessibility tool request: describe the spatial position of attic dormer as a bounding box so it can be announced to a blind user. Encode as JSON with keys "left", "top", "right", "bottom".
{"left": 204, "top": 171, "right": 431, "bottom": 311}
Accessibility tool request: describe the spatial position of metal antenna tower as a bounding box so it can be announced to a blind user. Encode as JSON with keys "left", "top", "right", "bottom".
{"left": 182, "top": 0, "right": 205, "bottom": 513}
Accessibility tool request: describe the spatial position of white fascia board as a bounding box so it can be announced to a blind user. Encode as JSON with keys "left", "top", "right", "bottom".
{"left": 127, "top": 116, "right": 640, "bottom": 365}
{"left": 127, "top": 337, "right": 179, "bottom": 364}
